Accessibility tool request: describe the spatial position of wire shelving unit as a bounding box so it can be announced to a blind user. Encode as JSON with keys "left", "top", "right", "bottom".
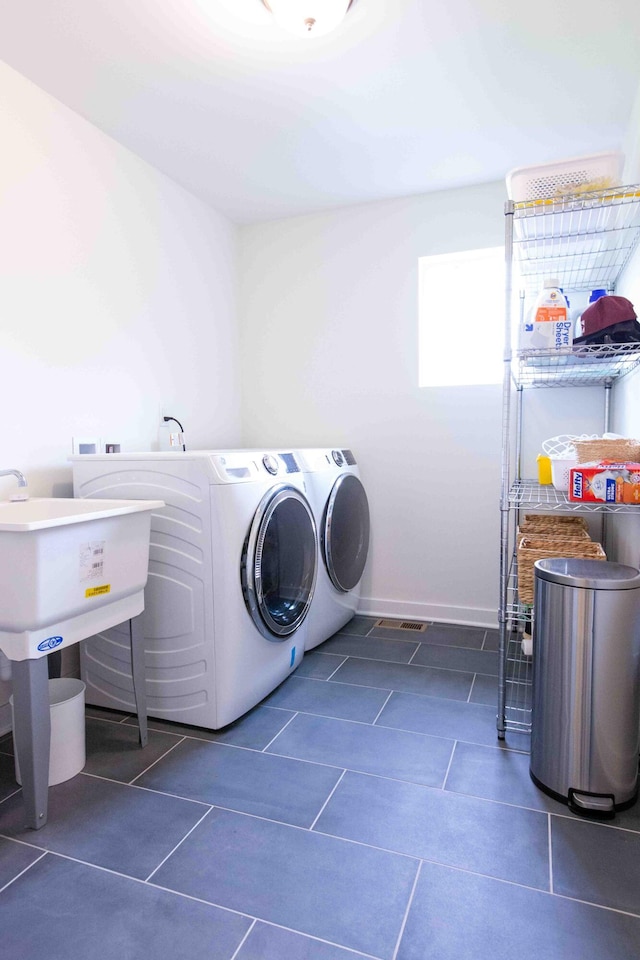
{"left": 497, "top": 185, "right": 640, "bottom": 740}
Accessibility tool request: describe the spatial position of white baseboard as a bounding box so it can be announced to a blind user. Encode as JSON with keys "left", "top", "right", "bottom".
{"left": 357, "top": 596, "right": 498, "bottom": 630}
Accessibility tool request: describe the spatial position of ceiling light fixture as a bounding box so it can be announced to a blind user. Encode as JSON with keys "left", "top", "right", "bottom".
{"left": 262, "top": 1, "right": 356, "bottom": 39}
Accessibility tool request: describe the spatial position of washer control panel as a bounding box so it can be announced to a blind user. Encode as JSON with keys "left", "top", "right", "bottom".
{"left": 262, "top": 454, "right": 280, "bottom": 475}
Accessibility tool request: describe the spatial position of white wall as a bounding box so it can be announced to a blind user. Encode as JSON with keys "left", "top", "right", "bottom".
{"left": 0, "top": 62, "right": 241, "bottom": 728}
{"left": 238, "top": 183, "right": 506, "bottom": 626}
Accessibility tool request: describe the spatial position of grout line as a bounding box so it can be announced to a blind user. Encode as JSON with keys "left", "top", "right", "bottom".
{"left": 412, "top": 856, "right": 640, "bottom": 918}
{"left": 441, "top": 741, "right": 458, "bottom": 791}
{"left": 466, "top": 674, "right": 477, "bottom": 703}
{"left": 231, "top": 918, "right": 383, "bottom": 959}
{"left": 391, "top": 860, "right": 422, "bottom": 960}
{"left": 128, "top": 736, "right": 188, "bottom": 784}
{"left": 144, "top": 805, "right": 214, "bottom": 882}
{"left": 78, "top": 772, "right": 213, "bottom": 807}
{"left": 406, "top": 644, "right": 421, "bottom": 665}
{"left": 325, "top": 657, "right": 349, "bottom": 680}
{"left": 260, "top": 711, "right": 299, "bottom": 752}
{"left": 371, "top": 691, "right": 394, "bottom": 725}
{"left": 0, "top": 849, "right": 48, "bottom": 895}
{"left": 309, "top": 769, "right": 347, "bottom": 831}
{"left": 229, "top": 919, "right": 257, "bottom": 960}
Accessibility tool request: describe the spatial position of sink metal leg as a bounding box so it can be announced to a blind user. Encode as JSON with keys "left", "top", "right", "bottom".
{"left": 11, "top": 657, "right": 50, "bottom": 830}
{"left": 129, "top": 615, "right": 148, "bottom": 748}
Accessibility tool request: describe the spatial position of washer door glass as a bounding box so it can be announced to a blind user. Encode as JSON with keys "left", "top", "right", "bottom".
{"left": 323, "top": 474, "right": 370, "bottom": 593}
{"left": 243, "top": 485, "right": 317, "bottom": 641}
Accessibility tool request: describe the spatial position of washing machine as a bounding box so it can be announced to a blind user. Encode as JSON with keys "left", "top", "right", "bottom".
{"left": 71, "top": 449, "right": 317, "bottom": 729}
{"left": 296, "top": 448, "right": 370, "bottom": 649}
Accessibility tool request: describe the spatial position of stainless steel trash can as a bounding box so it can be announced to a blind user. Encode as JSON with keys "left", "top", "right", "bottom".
{"left": 530, "top": 558, "right": 640, "bottom": 817}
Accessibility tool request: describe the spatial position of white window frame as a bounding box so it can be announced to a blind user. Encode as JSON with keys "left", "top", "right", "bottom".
{"left": 418, "top": 246, "right": 504, "bottom": 387}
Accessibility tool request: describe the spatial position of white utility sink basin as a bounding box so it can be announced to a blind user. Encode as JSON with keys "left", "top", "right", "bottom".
{"left": 0, "top": 497, "right": 164, "bottom": 661}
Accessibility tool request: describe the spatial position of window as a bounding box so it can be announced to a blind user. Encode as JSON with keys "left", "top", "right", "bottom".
{"left": 418, "top": 246, "right": 504, "bottom": 387}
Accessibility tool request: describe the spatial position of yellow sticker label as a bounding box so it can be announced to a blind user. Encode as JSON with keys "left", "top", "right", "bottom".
{"left": 85, "top": 584, "right": 111, "bottom": 598}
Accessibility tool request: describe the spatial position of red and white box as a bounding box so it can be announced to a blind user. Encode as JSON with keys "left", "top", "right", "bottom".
{"left": 569, "top": 462, "right": 640, "bottom": 504}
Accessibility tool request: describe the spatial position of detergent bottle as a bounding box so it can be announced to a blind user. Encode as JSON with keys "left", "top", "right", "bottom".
{"left": 521, "top": 279, "right": 570, "bottom": 351}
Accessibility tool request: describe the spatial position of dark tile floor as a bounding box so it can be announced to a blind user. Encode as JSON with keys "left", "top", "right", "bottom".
{"left": 1, "top": 616, "right": 640, "bottom": 959}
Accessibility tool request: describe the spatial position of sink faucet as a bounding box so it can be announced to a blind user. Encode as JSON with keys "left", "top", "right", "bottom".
{"left": 0, "top": 468, "right": 29, "bottom": 501}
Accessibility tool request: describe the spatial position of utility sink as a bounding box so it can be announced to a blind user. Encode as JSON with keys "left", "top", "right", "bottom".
{"left": 0, "top": 497, "right": 164, "bottom": 662}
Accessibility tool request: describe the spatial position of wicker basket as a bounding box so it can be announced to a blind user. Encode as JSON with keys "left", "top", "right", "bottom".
{"left": 517, "top": 527, "right": 589, "bottom": 547}
{"left": 573, "top": 438, "right": 640, "bottom": 464}
{"left": 521, "top": 514, "right": 588, "bottom": 532}
{"left": 517, "top": 535, "right": 606, "bottom": 604}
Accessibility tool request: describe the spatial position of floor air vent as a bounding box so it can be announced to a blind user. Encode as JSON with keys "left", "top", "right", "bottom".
{"left": 374, "top": 619, "right": 427, "bottom": 633}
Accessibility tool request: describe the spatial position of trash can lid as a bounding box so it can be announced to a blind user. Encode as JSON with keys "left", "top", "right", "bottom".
{"left": 534, "top": 558, "right": 640, "bottom": 590}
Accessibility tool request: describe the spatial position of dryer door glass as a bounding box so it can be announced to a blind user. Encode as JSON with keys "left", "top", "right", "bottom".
{"left": 323, "top": 474, "right": 370, "bottom": 592}
{"left": 243, "top": 486, "right": 317, "bottom": 641}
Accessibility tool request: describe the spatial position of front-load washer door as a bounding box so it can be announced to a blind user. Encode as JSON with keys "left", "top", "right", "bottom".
{"left": 242, "top": 484, "right": 317, "bottom": 641}
{"left": 322, "top": 474, "right": 370, "bottom": 593}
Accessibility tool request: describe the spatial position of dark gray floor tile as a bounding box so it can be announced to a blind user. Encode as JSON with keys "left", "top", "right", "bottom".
{"left": 468, "top": 673, "right": 498, "bottom": 706}
{"left": 482, "top": 629, "right": 499, "bottom": 651}
{"left": 267, "top": 713, "right": 454, "bottom": 788}
{"left": 314, "top": 771, "right": 549, "bottom": 890}
{"left": 237, "top": 922, "right": 372, "bottom": 960}
{"left": 124, "top": 704, "right": 296, "bottom": 750}
{"left": 552, "top": 817, "right": 640, "bottom": 914}
{"left": 265, "top": 676, "right": 390, "bottom": 722}
{"left": 153, "top": 807, "right": 418, "bottom": 960}
{"left": 377, "top": 691, "right": 527, "bottom": 750}
{"left": 397, "top": 859, "right": 640, "bottom": 960}
{"left": 366, "top": 626, "right": 429, "bottom": 643}
{"left": 136, "top": 738, "right": 342, "bottom": 827}
{"left": 0, "top": 752, "right": 20, "bottom": 802}
{"left": 85, "top": 705, "right": 131, "bottom": 722}
{"left": 331, "top": 658, "right": 473, "bottom": 701}
{"left": 320, "top": 633, "right": 419, "bottom": 663}
{"left": 84, "top": 718, "right": 182, "bottom": 783}
{"left": 0, "top": 774, "right": 206, "bottom": 879}
{"left": 330, "top": 615, "right": 377, "bottom": 637}
{"left": 0, "top": 853, "right": 251, "bottom": 960}
{"left": 0, "top": 836, "right": 43, "bottom": 889}
{"left": 411, "top": 643, "right": 499, "bottom": 676}
{"left": 294, "top": 651, "right": 347, "bottom": 679}
{"left": 415, "top": 623, "right": 486, "bottom": 648}
{"left": 445, "top": 742, "right": 640, "bottom": 831}
{"left": 445, "top": 741, "right": 568, "bottom": 814}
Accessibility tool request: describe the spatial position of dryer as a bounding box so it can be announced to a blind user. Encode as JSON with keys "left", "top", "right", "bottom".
{"left": 296, "top": 448, "right": 370, "bottom": 649}
{"left": 71, "top": 450, "right": 317, "bottom": 729}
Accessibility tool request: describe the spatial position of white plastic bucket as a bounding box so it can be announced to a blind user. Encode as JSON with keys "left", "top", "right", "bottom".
{"left": 11, "top": 678, "right": 86, "bottom": 786}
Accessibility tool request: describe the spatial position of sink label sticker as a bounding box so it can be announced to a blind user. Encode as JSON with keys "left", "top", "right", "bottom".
{"left": 80, "top": 540, "right": 106, "bottom": 583}
{"left": 37, "top": 636, "right": 63, "bottom": 652}
{"left": 85, "top": 584, "right": 111, "bottom": 599}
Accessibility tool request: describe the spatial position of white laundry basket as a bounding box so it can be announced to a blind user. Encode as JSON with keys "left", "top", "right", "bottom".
{"left": 550, "top": 457, "right": 578, "bottom": 493}
{"left": 11, "top": 678, "right": 86, "bottom": 786}
{"left": 542, "top": 435, "right": 596, "bottom": 493}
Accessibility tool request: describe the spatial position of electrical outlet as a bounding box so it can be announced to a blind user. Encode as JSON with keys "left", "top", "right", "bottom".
{"left": 72, "top": 436, "right": 101, "bottom": 455}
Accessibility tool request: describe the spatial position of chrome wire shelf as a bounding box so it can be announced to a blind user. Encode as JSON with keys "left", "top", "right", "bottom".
{"left": 508, "top": 480, "right": 640, "bottom": 514}
{"left": 514, "top": 343, "right": 640, "bottom": 388}
{"left": 504, "top": 629, "right": 533, "bottom": 733}
{"left": 512, "top": 185, "right": 640, "bottom": 295}
{"left": 502, "top": 557, "right": 533, "bottom": 733}
{"left": 504, "top": 559, "right": 531, "bottom": 627}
